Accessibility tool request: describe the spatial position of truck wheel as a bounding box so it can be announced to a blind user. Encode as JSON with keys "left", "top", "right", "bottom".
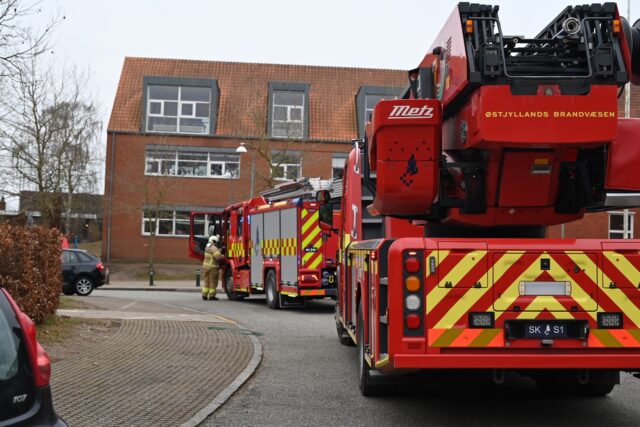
{"left": 224, "top": 270, "right": 245, "bottom": 301}
{"left": 336, "top": 305, "right": 355, "bottom": 346}
{"left": 357, "top": 304, "right": 381, "bottom": 396}
{"left": 265, "top": 270, "right": 280, "bottom": 309}
{"left": 578, "top": 383, "right": 615, "bottom": 396}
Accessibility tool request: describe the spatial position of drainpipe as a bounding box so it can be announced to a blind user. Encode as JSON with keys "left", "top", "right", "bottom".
{"left": 106, "top": 132, "right": 116, "bottom": 263}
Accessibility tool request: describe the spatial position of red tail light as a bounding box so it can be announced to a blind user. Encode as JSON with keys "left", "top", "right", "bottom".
{"left": 97, "top": 262, "right": 104, "bottom": 272}
{"left": 406, "top": 314, "right": 421, "bottom": 330}
{"left": 3, "top": 290, "right": 51, "bottom": 387}
{"left": 18, "top": 312, "right": 51, "bottom": 387}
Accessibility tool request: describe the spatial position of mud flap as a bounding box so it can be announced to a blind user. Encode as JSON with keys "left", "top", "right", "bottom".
{"left": 279, "top": 294, "right": 305, "bottom": 308}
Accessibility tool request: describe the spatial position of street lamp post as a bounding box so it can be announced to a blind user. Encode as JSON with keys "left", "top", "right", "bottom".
{"left": 236, "top": 143, "right": 256, "bottom": 198}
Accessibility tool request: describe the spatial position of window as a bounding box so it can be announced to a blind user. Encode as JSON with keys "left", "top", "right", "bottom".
{"left": 145, "top": 148, "right": 240, "bottom": 179}
{"left": 332, "top": 155, "right": 346, "bottom": 180}
{"left": 271, "top": 150, "right": 301, "bottom": 181}
{"left": 146, "top": 85, "right": 211, "bottom": 134}
{"left": 356, "top": 86, "right": 401, "bottom": 138}
{"left": 609, "top": 210, "right": 635, "bottom": 239}
{"left": 268, "top": 82, "right": 309, "bottom": 139}
{"left": 192, "top": 214, "right": 223, "bottom": 237}
{"left": 142, "top": 210, "right": 192, "bottom": 237}
{"left": 0, "top": 295, "right": 19, "bottom": 382}
{"left": 143, "top": 77, "right": 219, "bottom": 135}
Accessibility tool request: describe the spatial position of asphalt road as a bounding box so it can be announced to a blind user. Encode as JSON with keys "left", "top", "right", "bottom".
{"left": 96, "top": 290, "right": 640, "bottom": 426}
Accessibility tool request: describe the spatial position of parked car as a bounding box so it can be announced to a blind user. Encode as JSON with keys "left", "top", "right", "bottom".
{"left": 0, "top": 287, "right": 67, "bottom": 426}
{"left": 61, "top": 249, "right": 107, "bottom": 296}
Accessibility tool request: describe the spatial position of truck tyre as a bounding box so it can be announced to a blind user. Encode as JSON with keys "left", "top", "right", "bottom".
{"left": 578, "top": 383, "right": 615, "bottom": 396}
{"left": 357, "top": 304, "right": 381, "bottom": 396}
{"left": 265, "top": 269, "right": 280, "bottom": 309}
{"left": 336, "top": 304, "right": 355, "bottom": 346}
{"left": 224, "top": 270, "right": 245, "bottom": 301}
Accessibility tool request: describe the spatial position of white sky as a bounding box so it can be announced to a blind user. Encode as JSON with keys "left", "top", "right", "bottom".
{"left": 13, "top": 0, "right": 638, "bottom": 203}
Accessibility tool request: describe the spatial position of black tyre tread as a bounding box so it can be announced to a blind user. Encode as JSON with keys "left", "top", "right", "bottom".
{"left": 266, "top": 270, "right": 279, "bottom": 309}
{"left": 224, "top": 270, "right": 245, "bottom": 301}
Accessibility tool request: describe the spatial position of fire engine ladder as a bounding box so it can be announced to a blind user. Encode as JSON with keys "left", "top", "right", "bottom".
{"left": 260, "top": 177, "right": 333, "bottom": 202}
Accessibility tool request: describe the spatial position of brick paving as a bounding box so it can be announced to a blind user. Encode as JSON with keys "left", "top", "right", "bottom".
{"left": 50, "top": 319, "right": 254, "bottom": 427}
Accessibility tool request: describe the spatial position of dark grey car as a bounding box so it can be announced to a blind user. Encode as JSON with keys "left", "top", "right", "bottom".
{"left": 0, "top": 288, "right": 66, "bottom": 426}
{"left": 61, "top": 249, "right": 106, "bottom": 296}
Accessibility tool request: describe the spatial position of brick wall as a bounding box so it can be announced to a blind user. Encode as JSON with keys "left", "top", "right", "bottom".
{"left": 102, "top": 132, "right": 349, "bottom": 262}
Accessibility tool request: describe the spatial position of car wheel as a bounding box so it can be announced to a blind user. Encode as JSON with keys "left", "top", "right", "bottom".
{"left": 74, "top": 276, "right": 94, "bottom": 296}
{"left": 265, "top": 269, "right": 279, "bottom": 310}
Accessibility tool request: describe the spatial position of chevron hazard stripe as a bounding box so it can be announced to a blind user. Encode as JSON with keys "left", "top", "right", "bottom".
{"left": 300, "top": 208, "right": 323, "bottom": 270}
{"left": 425, "top": 249, "right": 640, "bottom": 331}
{"left": 428, "top": 328, "right": 504, "bottom": 347}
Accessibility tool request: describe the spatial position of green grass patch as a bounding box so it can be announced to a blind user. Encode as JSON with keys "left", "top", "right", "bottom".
{"left": 58, "top": 296, "right": 102, "bottom": 310}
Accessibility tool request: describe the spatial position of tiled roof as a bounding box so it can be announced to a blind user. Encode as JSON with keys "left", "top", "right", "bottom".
{"left": 108, "top": 57, "right": 406, "bottom": 141}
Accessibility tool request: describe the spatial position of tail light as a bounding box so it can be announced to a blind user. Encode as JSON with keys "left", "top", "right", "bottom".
{"left": 3, "top": 290, "right": 51, "bottom": 387}
{"left": 97, "top": 262, "right": 105, "bottom": 273}
{"left": 403, "top": 250, "right": 424, "bottom": 335}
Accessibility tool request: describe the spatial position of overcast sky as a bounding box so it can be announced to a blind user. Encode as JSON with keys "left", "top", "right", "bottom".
{"left": 17, "top": 0, "right": 638, "bottom": 200}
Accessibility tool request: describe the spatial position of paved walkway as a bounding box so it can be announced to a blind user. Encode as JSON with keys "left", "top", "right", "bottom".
{"left": 52, "top": 299, "right": 261, "bottom": 427}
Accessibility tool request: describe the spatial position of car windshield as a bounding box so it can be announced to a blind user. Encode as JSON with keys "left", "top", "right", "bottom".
{"left": 0, "top": 296, "right": 19, "bottom": 381}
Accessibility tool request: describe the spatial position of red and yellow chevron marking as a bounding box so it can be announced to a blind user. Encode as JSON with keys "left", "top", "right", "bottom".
{"left": 300, "top": 289, "right": 328, "bottom": 297}
{"left": 588, "top": 329, "right": 640, "bottom": 347}
{"left": 300, "top": 208, "right": 323, "bottom": 270}
{"left": 281, "top": 237, "right": 297, "bottom": 256}
{"left": 426, "top": 249, "right": 640, "bottom": 330}
{"left": 228, "top": 242, "right": 245, "bottom": 258}
{"left": 428, "top": 328, "right": 504, "bottom": 347}
{"left": 262, "top": 239, "right": 280, "bottom": 256}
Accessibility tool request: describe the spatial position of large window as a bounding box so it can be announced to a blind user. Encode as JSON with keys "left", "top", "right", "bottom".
{"left": 268, "top": 82, "right": 309, "bottom": 139}
{"left": 272, "top": 91, "right": 304, "bottom": 138}
{"left": 145, "top": 148, "right": 239, "bottom": 179}
{"left": 272, "top": 150, "right": 301, "bottom": 181}
{"left": 142, "top": 210, "right": 191, "bottom": 237}
{"left": 146, "top": 85, "right": 211, "bottom": 134}
{"left": 609, "top": 210, "right": 635, "bottom": 239}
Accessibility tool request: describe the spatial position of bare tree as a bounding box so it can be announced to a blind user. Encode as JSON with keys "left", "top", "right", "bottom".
{"left": 0, "top": 0, "right": 60, "bottom": 78}
{"left": 0, "top": 57, "right": 102, "bottom": 229}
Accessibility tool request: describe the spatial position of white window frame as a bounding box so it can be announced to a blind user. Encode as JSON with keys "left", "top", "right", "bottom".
{"left": 146, "top": 86, "right": 211, "bottom": 135}
{"left": 141, "top": 210, "right": 191, "bottom": 238}
{"left": 332, "top": 156, "right": 346, "bottom": 180}
{"left": 608, "top": 209, "right": 635, "bottom": 239}
{"left": 144, "top": 149, "right": 240, "bottom": 180}
{"left": 271, "top": 90, "right": 304, "bottom": 139}
{"left": 271, "top": 151, "right": 301, "bottom": 182}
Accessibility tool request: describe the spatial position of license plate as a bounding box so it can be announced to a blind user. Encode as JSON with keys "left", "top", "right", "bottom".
{"left": 523, "top": 322, "right": 569, "bottom": 339}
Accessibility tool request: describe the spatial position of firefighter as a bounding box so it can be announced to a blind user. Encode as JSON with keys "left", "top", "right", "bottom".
{"left": 202, "top": 235, "right": 224, "bottom": 301}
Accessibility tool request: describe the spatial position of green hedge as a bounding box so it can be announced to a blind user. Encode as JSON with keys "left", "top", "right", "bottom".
{"left": 0, "top": 224, "right": 62, "bottom": 323}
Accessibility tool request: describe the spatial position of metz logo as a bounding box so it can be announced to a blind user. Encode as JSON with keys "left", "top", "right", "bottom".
{"left": 388, "top": 105, "right": 434, "bottom": 120}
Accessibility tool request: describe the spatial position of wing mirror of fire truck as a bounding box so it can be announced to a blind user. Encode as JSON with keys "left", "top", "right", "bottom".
{"left": 316, "top": 190, "right": 333, "bottom": 230}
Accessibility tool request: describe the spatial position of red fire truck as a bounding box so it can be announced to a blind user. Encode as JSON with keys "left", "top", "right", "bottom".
{"left": 189, "top": 180, "right": 340, "bottom": 308}
{"left": 333, "top": 2, "right": 640, "bottom": 395}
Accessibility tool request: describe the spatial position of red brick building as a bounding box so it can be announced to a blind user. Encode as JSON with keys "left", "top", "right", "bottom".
{"left": 103, "top": 57, "right": 405, "bottom": 262}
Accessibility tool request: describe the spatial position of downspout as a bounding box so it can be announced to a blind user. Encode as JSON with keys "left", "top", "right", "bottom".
{"left": 106, "top": 132, "right": 116, "bottom": 263}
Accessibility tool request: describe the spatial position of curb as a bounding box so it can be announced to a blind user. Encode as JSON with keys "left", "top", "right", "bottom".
{"left": 180, "top": 334, "right": 262, "bottom": 427}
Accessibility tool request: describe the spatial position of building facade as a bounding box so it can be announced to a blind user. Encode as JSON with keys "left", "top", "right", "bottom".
{"left": 104, "top": 57, "right": 405, "bottom": 262}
